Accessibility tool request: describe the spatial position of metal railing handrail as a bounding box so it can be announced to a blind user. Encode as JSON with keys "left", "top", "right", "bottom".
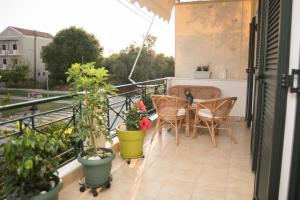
{"left": 0, "top": 77, "right": 170, "bottom": 112}
{"left": 114, "top": 77, "right": 169, "bottom": 89}
{"left": 0, "top": 94, "right": 78, "bottom": 112}
{"left": 0, "top": 105, "right": 74, "bottom": 126}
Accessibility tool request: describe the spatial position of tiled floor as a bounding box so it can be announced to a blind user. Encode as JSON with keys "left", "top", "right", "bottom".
{"left": 59, "top": 121, "right": 254, "bottom": 200}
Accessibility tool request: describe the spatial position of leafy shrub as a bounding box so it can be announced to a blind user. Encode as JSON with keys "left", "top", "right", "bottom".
{"left": 0, "top": 65, "right": 30, "bottom": 83}
{"left": 0, "top": 130, "right": 64, "bottom": 199}
{"left": 41, "top": 121, "right": 78, "bottom": 164}
{"left": 123, "top": 101, "right": 151, "bottom": 131}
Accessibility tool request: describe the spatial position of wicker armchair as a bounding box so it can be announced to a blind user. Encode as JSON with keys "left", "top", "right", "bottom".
{"left": 192, "top": 97, "right": 237, "bottom": 147}
{"left": 151, "top": 95, "right": 189, "bottom": 145}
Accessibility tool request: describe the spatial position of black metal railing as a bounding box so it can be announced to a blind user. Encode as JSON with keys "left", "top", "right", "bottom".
{"left": 0, "top": 78, "right": 168, "bottom": 160}
{"left": 107, "top": 78, "right": 168, "bottom": 136}
{"left": 0, "top": 94, "right": 82, "bottom": 166}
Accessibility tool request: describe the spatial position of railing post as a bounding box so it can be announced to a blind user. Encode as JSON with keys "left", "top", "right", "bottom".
{"left": 72, "top": 105, "right": 77, "bottom": 128}
{"left": 18, "top": 120, "right": 23, "bottom": 135}
{"left": 163, "top": 79, "right": 167, "bottom": 95}
{"left": 125, "top": 95, "right": 129, "bottom": 111}
{"left": 142, "top": 84, "right": 146, "bottom": 102}
{"left": 106, "top": 98, "right": 110, "bottom": 133}
{"left": 30, "top": 104, "right": 38, "bottom": 115}
{"left": 31, "top": 116, "right": 35, "bottom": 130}
{"left": 78, "top": 101, "right": 83, "bottom": 151}
{"left": 154, "top": 85, "right": 158, "bottom": 94}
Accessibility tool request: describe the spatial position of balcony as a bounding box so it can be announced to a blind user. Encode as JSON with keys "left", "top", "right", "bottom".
{"left": 0, "top": 78, "right": 253, "bottom": 200}
{"left": 59, "top": 121, "right": 253, "bottom": 200}
{"left": 0, "top": 50, "right": 19, "bottom": 56}
{"left": 0, "top": 65, "right": 7, "bottom": 70}
{"left": 8, "top": 49, "right": 19, "bottom": 55}
{"left": 0, "top": 50, "right": 7, "bottom": 56}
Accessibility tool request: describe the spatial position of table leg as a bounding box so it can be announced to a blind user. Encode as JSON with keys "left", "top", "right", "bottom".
{"left": 185, "top": 110, "right": 189, "bottom": 137}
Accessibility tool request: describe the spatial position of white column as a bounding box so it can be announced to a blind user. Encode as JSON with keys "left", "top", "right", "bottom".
{"left": 278, "top": 0, "right": 300, "bottom": 199}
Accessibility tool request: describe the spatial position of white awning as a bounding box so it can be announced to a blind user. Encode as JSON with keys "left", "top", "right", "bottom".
{"left": 130, "top": 0, "right": 176, "bottom": 21}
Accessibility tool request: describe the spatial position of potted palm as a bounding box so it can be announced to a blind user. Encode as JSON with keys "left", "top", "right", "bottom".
{"left": 116, "top": 100, "right": 151, "bottom": 162}
{"left": 0, "top": 129, "right": 64, "bottom": 200}
{"left": 66, "top": 62, "right": 117, "bottom": 197}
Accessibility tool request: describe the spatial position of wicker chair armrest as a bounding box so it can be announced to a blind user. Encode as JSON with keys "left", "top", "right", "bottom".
{"left": 195, "top": 100, "right": 216, "bottom": 111}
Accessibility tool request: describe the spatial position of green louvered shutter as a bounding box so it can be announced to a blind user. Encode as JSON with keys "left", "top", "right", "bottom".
{"left": 253, "top": 0, "right": 292, "bottom": 199}
{"left": 245, "top": 16, "right": 256, "bottom": 128}
{"left": 251, "top": 0, "right": 265, "bottom": 172}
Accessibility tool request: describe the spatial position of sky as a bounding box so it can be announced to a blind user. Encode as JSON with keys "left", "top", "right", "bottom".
{"left": 0, "top": 0, "right": 175, "bottom": 57}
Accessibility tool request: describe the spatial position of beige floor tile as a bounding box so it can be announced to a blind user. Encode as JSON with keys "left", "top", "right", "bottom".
{"left": 225, "top": 187, "right": 253, "bottom": 200}
{"left": 142, "top": 165, "right": 174, "bottom": 182}
{"left": 100, "top": 189, "right": 131, "bottom": 200}
{"left": 191, "top": 186, "right": 226, "bottom": 200}
{"left": 200, "top": 163, "right": 229, "bottom": 177}
{"left": 155, "top": 180, "right": 195, "bottom": 200}
{"left": 227, "top": 176, "right": 254, "bottom": 195}
{"left": 127, "top": 177, "right": 165, "bottom": 200}
{"left": 169, "top": 167, "right": 201, "bottom": 183}
{"left": 196, "top": 172, "right": 228, "bottom": 189}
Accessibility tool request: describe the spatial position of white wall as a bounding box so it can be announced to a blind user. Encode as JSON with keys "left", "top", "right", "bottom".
{"left": 21, "top": 35, "right": 52, "bottom": 82}
{"left": 175, "top": 0, "right": 251, "bottom": 80}
{"left": 168, "top": 78, "right": 246, "bottom": 117}
{"left": 278, "top": 0, "right": 300, "bottom": 199}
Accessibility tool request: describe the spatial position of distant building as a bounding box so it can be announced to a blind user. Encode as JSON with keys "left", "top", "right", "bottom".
{"left": 0, "top": 26, "right": 53, "bottom": 82}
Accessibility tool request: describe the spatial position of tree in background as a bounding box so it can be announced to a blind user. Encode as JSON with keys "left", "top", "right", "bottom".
{"left": 102, "top": 35, "right": 174, "bottom": 85}
{"left": 41, "top": 27, "right": 103, "bottom": 86}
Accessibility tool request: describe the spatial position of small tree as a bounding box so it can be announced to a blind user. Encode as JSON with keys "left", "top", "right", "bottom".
{"left": 66, "top": 62, "right": 117, "bottom": 155}
{"left": 42, "top": 27, "right": 103, "bottom": 86}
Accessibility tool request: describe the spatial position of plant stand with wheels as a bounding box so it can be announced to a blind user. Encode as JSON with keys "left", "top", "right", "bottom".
{"left": 124, "top": 154, "right": 145, "bottom": 165}
{"left": 79, "top": 175, "right": 113, "bottom": 197}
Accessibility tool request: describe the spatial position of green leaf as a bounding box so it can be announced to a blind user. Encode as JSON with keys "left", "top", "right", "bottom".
{"left": 24, "top": 160, "right": 33, "bottom": 170}
{"left": 17, "top": 166, "right": 23, "bottom": 175}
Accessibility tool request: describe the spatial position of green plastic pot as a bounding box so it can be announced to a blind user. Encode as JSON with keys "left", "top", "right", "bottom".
{"left": 31, "top": 179, "right": 62, "bottom": 200}
{"left": 116, "top": 124, "right": 145, "bottom": 159}
{"left": 78, "top": 148, "right": 115, "bottom": 188}
{"left": 11, "top": 178, "right": 62, "bottom": 200}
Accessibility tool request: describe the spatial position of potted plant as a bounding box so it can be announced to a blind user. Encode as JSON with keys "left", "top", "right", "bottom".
{"left": 193, "top": 65, "right": 211, "bottom": 79}
{"left": 0, "top": 129, "right": 64, "bottom": 200}
{"left": 116, "top": 100, "right": 151, "bottom": 161}
{"left": 184, "top": 88, "right": 194, "bottom": 105}
{"left": 66, "top": 62, "right": 117, "bottom": 196}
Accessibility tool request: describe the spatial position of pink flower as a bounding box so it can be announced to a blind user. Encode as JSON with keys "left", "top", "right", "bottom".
{"left": 139, "top": 101, "right": 146, "bottom": 112}
{"left": 139, "top": 117, "right": 151, "bottom": 131}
